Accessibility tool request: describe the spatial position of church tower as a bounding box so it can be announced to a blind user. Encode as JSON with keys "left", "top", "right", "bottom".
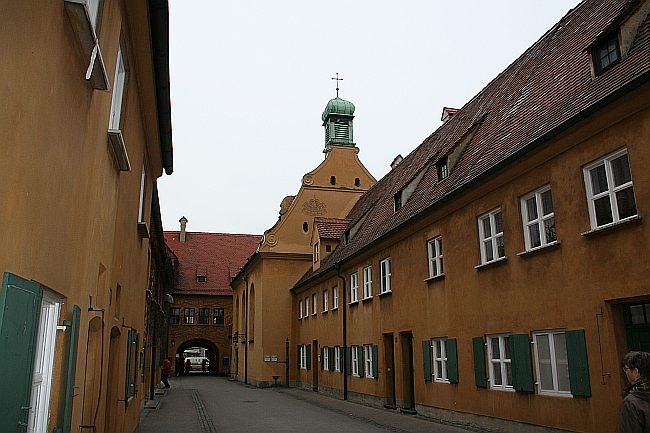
{"left": 322, "top": 96, "right": 355, "bottom": 153}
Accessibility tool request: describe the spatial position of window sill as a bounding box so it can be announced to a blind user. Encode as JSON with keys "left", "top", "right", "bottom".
{"left": 475, "top": 256, "right": 508, "bottom": 270}
{"left": 434, "top": 379, "right": 451, "bottom": 384}
{"left": 516, "top": 241, "right": 561, "bottom": 258}
{"left": 362, "top": 296, "right": 373, "bottom": 303}
{"left": 108, "top": 129, "right": 131, "bottom": 171}
{"left": 322, "top": 310, "right": 328, "bottom": 315}
{"left": 349, "top": 301, "right": 359, "bottom": 306}
{"left": 379, "top": 290, "right": 392, "bottom": 297}
{"left": 580, "top": 215, "right": 642, "bottom": 237}
{"left": 137, "top": 222, "right": 150, "bottom": 239}
{"left": 331, "top": 307, "right": 339, "bottom": 311}
{"left": 424, "top": 274, "right": 445, "bottom": 283}
{"left": 311, "top": 314, "right": 317, "bottom": 317}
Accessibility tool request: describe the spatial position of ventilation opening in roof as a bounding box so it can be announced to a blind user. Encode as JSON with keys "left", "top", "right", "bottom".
{"left": 592, "top": 32, "right": 621, "bottom": 76}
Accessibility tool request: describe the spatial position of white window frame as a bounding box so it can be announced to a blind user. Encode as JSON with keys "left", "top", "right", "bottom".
{"left": 487, "top": 334, "right": 513, "bottom": 390}
{"left": 298, "top": 300, "right": 303, "bottom": 319}
{"left": 351, "top": 345, "right": 359, "bottom": 376}
{"left": 478, "top": 208, "right": 505, "bottom": 264}
{"left": 323, "top": 346, "right": 329, "bottom": 369}
{"left": 334, "top": 346, "right": 341, "bottom": 372}
{"left": 350, "top": 272, "right": 358, "bottom": 303}
{"left": 427, "top": 237, "right": 444, "bottom": 278}
{"left": 108, "top": 45, "right": 126, "bottom": 131}
{"left": 304, "top": 297, "right": 309, "bottom": 318}
{"left": 583, "top": 148, "right": 637, "bottom": 229}
{"left": 362, "top": 266, "right": 373, "bottom": 299}
{"left": 314, "top": 242, "right": 319, "bottom": 262}
{"left": 432, "top": 338, "right": 449, "bottom": 383}
{"left": 533, "top": 330, "right": 571, "bottom": 396}
{"left": 312, "top": 293, "right": 317, "bottom": 316}
{"left": 300, "top": 345, "right": 307, "bottom": 370}
{"left": 364, "top": 345, "right": 373, "bottom": 378}
{"left": 323, "top": 289, "right": 328, "bottom": 312}
{"left": 520, "top": 186, "right": 556, "bottom": 251}
{"left": 87, "top": 0, "right": 101, "bottom": 29}
{"left": 380, "top": 258, "right": 392, "bottom": 293}
{"left": 332, "top": 286, "right": 339, "bottom": 309}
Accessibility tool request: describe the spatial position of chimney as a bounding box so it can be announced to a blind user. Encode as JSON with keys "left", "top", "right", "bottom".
{"left": 390, "top": 154, "right": 403, "bottom": 170}
{"left": 441, "top": 107, "right": 459, "bottom": 123}
{"left": 179, "top": 216, "right": 188, "bottom": 242}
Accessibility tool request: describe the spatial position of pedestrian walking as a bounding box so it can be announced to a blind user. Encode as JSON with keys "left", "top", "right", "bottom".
{"left": 161, "top": 357, "right": 172, "bottom": 388}
{"left": 175, "top": 356, "right": 183, "bottom": 377}
{"left": 619, "top": 351, "right": 650, "bottom": 432}
{"left": 185, "top": 358, "right": 192, "bottom": 375}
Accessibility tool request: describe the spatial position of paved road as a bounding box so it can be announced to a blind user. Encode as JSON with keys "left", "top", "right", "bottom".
{"left": 137, "top": 376, "right": 479, "bottom": 433}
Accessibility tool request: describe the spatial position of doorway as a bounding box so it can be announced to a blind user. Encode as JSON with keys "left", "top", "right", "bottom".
{"left": 624, "top": 302, "right": 650, "bottom": 351}
{"left": 312, "top": 340, "right": 318, "bottom": 391}
{"left": 383, "top": 334, "right": 396, "bottom": 409}
{"left": 399, "top": 332, "right": 415, "bottom": 413}
{"left": 104, "top": 327, "right": 121, "bottom": 433}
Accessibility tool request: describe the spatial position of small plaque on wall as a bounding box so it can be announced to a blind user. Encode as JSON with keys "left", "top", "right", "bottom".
{"left": 264, "top": 355, "right": 271, "bottom": 362}
{"left": 271, "top": 355, "right": 278, "bottom": 362}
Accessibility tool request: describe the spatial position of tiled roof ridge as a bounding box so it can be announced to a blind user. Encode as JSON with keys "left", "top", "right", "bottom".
{"left": 165, "top": 231, "right": 261, "bottom": 237}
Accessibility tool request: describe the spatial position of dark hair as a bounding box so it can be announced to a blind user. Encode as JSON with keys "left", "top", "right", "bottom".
{"left": 624, "top": 351, "right": 650, "bottom": 379}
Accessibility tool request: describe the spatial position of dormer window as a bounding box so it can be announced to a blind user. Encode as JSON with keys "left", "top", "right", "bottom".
{"left": 437, "top": 156, "right": 449, "bottom": 181}
{"left": 314, "top": 242, "right": 319, "bottom": 262}
{"left": 394, "top": 191, "right": 403, "bottom": 211}
{"left": 592, "top": 32, "right": 620, "bottom": 76}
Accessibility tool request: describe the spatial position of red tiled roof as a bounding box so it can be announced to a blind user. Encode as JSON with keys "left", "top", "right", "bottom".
{"left": 296, "top": 0, "right": 650, "bottom": 289}
{"left": 314, "top": 217, "right": 350, "bottom": 240}
{"left": 164, "top": 232, "right": 261, "bottom": 295}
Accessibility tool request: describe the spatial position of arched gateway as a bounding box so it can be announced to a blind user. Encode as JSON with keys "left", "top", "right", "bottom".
{"left": 175, "top": 338, "right": 220, "bottom": 375}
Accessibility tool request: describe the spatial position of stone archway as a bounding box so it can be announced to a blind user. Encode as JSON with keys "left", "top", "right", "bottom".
{"left": 175, "top": 338, "right": 220, "bottom": 376}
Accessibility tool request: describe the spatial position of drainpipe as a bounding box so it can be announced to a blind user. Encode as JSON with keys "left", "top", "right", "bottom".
{"left": 244, "top": 273, "right": 249, "bottom": 385}
{"left": 334, "top": 263, "right": 347, "bottom": 400}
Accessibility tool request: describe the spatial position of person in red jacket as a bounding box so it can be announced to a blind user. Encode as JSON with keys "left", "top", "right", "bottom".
{"left": 619, "top": 351, "right": 650, "bottom": 433}
{"left": 161, "top": 358, "right": 172, "bottom": 388}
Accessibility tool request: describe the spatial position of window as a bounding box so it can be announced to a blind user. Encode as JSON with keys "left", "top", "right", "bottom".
{"left": 169, "top": 308, "right": 180, "bottom": 324}
{"left": 198, "top": 308, "right": 209, "bottom": 325}
{"left": 362, "top": 266, "right": 372, "bottom": 299}
{"left": 300, "top": 345, "right": 307, "bottom": 369}
{"left": 487, "top": 334, "right": 512, "bottom": 390}
{"left": 302, "top": 222, "right": 309, "bottom": 232}
{"left": 196, "top": 275, "right": 207, "bottom": 283}
{"left": 298, "top": 300, "right": 303, "bottom": 319}
{"left": 312, "top": 293, "right": 317, "bottom": 316}
{"left": 583, "top": 149, "right": 637, "bottom": 229}
{"left": 332, "top": 286, "right": 339, "bottom": 309}
{"left": 323, "top": 346, "right": 329, "bottom": 368}
{"left": 314, "top": 242, "right": 319, "bottom": 262}
{"left": 334, "top": 346, "right": 341, "bottom": 372}
{"left": 380, "top": 258, "right": 391, "bottom": 293}
{"left": 109, "top": 45, "right": 126, "bottom": 130}
{"left": 592, "top": 32, "right": 620, "bottom": 75}
{"left": 304, "top": 297, "right": 309, "bottom": 318}
{"left": 213, "top": 308, "right": 224, "bottom": 325}
{"left": 183, "top": 308, "right": 195, "bottom": 325}
{"left": 364, "top": 345, "right": 373, "bottom": 378}
{"left": 323, "top": 289, "right": 328, "bottom": 312}
{"left": 533, "top": 331, "right": 570, "bottom": 395}
{"left": 351, "top": 345, "right": 359, "bottom": 376}
{"left": 326, "top": 244, "right": 332, "bottom": 252}
{"left": 350, "top": 273, "right": 358, "bottom": 303}
{"left": 355, "top": 178, "right": 361, "bottom": 187}
{"left": 437, "top": 156, "right": 449, "bottom": 180}
{"left": 478, "top": 209, "right": 505, "bottom": 264}
{"left": 330, "top": 176, "right": 336, "bottom": 185}
{"left": 432, "top": 339, "right": 449, "bottom": 383}
{"left": 394, "top": 192, "right": 403, "bottom": 211}
{"left": 86, "top": 0, "right": 102, "bottom": 29}
{"left": 427, "top": 237, "right": 444, "bottom": 278}
{"left": 521, "top": 187, "right": 556, "bottom": 250}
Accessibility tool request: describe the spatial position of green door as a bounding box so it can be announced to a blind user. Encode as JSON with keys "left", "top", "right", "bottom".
{"left": 624, "top": 303, "right": 650, "bottom": 351}
{"left": 0, "top": 272, "right": 43, "bottom": 431}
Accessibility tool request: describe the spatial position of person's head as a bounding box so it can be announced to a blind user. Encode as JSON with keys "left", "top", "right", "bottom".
{"left": 622, "top": 351, "right": 650, "bottom": 384}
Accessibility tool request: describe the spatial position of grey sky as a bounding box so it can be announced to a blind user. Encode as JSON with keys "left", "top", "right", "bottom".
{"left": 158, "top": 1, "right": 581, "bottom": 235}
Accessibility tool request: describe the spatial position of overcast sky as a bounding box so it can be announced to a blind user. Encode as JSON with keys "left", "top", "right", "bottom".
{"left": 158, "top": 1, "right": 581, "bottom": 235}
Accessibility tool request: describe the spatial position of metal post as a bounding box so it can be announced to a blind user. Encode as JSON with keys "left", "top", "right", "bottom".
{"left": 148, "top": 302, "right": 157, "bottom": 401}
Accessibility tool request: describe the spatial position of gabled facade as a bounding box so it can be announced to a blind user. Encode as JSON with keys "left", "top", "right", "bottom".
{"left": 293, "top": 1, "right": 650, "bottom": 432}
{"left": 164, "top": 220, "right": 261, "bottom": 376}
{"left": 231, "top": 96, "right": 376, "bottom": 387}
{"left": 0, "top": 1, "right": 173, "bottom": 432}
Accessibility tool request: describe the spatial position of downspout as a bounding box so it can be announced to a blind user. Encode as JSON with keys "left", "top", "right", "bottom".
{"left": 244, "top": 273, "right": 249, "bottom": 385}
{"left": 334, "top": 263, "right": 347, "bottom": 400}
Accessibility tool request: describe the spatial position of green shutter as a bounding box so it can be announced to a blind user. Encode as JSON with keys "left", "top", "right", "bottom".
{"left": 0, "top": 272, "right": 42, "bottom": 431}
{"left": 446, "top": 339, "right": 459, "bottom": 384}
{"left": 510, "top": 334, "right": 534, "bottom": 392}
{"left": 297, "top": 345, "right": 300, "bottom": 369}
{"left": 422, "top": 340, "right": 431, "bottom": 382}
{"left": 328, "top": 347, "right": 335, "bottom": 371}
{"left": 372, "top": 345, "right": 379, "bottom": 379}
{"left": 125, "top": 329, "right": 133, "bottom": 401}
{"left": 345, "top": 347, "right": 351, "bottom": 375}
{"left": 306, "top": 344, "right": 311, "bottom": 370}
{"left": 472, "top": 337, "right": 487, "bottom": 388}
{"left": 134, "top": 333, "right": 140, "bottom": 395}
{"left": 320, "top": 347, "right": 324, "bottom": 370}
{"left": 566, "top": 329, "right": 591, "bottom": 397}
{"left": 60, "top": 305, "right": 81, "bottom": 433}
{"left": 357, "top": 346, "right": 364, "bottom": 377}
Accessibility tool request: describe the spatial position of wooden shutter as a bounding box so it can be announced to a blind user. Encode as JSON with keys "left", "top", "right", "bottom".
{"left": 472, "top": 337, "right": 487, "bottom": 388}
{"left": 566, "top": 329, "right": 591, "bottom": 397}
{"left": 422, "top": 340, "right": 431, "bottom": 381}
{"left": 134, "top": 333, "right": 140, "bottom": 395}
{"left": 320, "top": 347, "right": 324, "bottom": 370}
{"left": 297, "top": 345, "right": 300, "bottom": 369}
{"left": 372, "top": 345, "right": 379, "bottom": 379}
{"left": 306, "top": 344, "right": 311, "bottom": 370}
{"left": 0, "top": 272, "right": 42, "bottom": 430}
{"left": 446, "top": 338, "right": 459, "bottom": 384}
{"left": 328, "top": 347, "right": 334, "bottom": 371}
{"left": 345, "top": 347, "right": 351, "bottom": 375}
{"left": 510, "top": 334, "right": 534, "bottom": 392}
{"left": 357, "top": 346, "right": 364, "bottom": 377}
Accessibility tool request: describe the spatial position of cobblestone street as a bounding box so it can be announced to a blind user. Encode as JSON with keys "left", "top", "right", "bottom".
{"left": 136, "top": 376, "right": 479, "bottom": 433}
